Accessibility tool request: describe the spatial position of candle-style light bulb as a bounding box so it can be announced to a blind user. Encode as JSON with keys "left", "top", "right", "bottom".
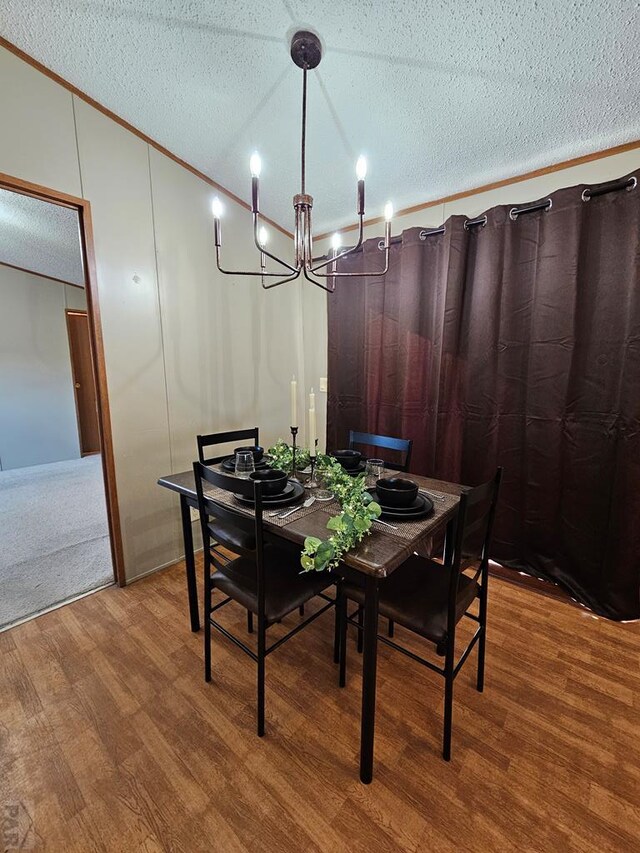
{"left": 250, "top": 153, "right": 261, "bottom": 213}
{"left": 383, "top": 201, "right": 393, "bottom": 250}
{"left": 211, "top": 197, "right": 223, "bottom": 247}
{"left": 258, "top": 226, "right": 268, "bottom": 247}
{"left": 356, "top": 156, "right": 367, "bottom": 216}
{"left": 250, "top": 152, "right": 262, "bottom": 178}
{"left": 331, "top": 232, "right": 342, "bottom": 253}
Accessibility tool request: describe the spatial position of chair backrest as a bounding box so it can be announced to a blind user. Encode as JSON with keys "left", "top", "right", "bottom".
{"left": 447, "top": 468, "right": 503, "bottom": 627}
{"left": 348, "top": 430, "right": 413, "bottom": 472}
{"left": 192, "top": 462, "right": 265, "bottom": 574}
{"left": 197, "top": 427, "right": 260, "bottom": 466}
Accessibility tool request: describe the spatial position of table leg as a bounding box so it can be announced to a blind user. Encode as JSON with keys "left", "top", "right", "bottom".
{"left": 180, "top": 494, "right": 200, "bottom": 632}
{"left": 359, "top": 574, "right": 379, "bottom": 784}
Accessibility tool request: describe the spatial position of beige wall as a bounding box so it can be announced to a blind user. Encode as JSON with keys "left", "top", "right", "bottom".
{"left": 308, "top": 146, "right": 640, "bottom": 452}
{"left": 0, "top": 45, "right": 303, "bottom": 581}
{"left": 0, "top": 266, "right": 81, "bottom": 469}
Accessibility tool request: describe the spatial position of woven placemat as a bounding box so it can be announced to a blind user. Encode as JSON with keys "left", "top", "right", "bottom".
{"left": 315, "top": 489, "right": 460, "bottom": 543}
{"left": 202, "top": 484, "right": 329, "bottom": 528}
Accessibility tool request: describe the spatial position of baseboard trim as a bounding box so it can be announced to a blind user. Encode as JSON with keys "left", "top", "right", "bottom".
{"left": 124, "top": 546, "right": 204, "bottom": 585}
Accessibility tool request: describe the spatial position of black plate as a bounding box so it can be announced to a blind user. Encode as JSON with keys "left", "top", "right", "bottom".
{"left": 234, "top": 479, "right": 305, "bottom": 507}
{"left": 368, "top": 489, "right": 434, "bottom": 520}
{"left": 222, "top": 455, "right": 271, "bottom": 473}
{"left": 343, "top": 460, "right": 367, "bottom": 476}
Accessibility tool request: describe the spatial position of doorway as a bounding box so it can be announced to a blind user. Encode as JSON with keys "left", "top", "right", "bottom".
{"left": 66, "top": 310, "right": 100, "bottom": 455}
{"left": 0, "top": 171, "right": 124, "bottom": 629}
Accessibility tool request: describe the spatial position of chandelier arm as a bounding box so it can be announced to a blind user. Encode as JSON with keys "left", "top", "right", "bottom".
{"left": 304, "top": 204, "right": 313, "bottom": 267}
{"left": 311, "top": 245, "right": 390, "bottom": 279}
{"left": 302, "top": 265, "right": 336, "bottom": 293}
{"left": 262, "top": 268, "right": 302, "bottom": 290}
{"left": 309, "top": 215, "right": 366, "bottom": 273}
{"left": 252, "top": 214, "right": 298, "bottom": 273}
{"left": 294, "top": 205, "right": 303, "bottom": 267}
{"left": 216, "top": 247, "right": 298, "bottom": 278}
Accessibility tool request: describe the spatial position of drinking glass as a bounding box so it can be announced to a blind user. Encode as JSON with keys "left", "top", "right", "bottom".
{"left": 235, "top": 450, "right": 255, "bottom": 479}
{"left": 366, "top": 458, "right": 385, "bottom": 487}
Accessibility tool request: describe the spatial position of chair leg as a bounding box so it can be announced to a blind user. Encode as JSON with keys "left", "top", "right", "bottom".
{"left": 443, "top": 635, "right": 455, "bottom": 761}
{"left": 257, "top": 620, "right": 266, "bottom": 737}
{"left": 204, "top": 584, "right": 212, "bottom": 683}
{"left": 476, "top": 626, "right": 486, "bottom": 693}
{"left": 357, "top": 606, "right": 364, "bottom": 653}
{"left": 388, "top": 618, "right": 394, "bottom": 638}
{"left": 333, "top": 581, "right": 342, "bottom": 664}
{"left": 339, "top": 590, "right": 348, "bottom": 688}
{"left": 477, "top": 580, "right": 488, "bottom": 693}
{"left": 247, "top": 610, "right": 254, "bottom": 634}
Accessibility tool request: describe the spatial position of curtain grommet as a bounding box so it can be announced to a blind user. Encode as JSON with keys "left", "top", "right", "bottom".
{"left": 464, "top": 215, "right": 487, "bottom": 231}
{"left": 510, "top": 199, "right": 552, "bottom": 219}
{"left": 419, "top": 226, "right": 446, "bottom": 241}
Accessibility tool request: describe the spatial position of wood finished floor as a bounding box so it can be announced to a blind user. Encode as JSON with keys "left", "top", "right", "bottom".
{"left": 1, "top": 559, "right": 639, "bottom": 853}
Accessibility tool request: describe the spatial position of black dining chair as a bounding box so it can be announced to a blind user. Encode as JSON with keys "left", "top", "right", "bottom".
{"left": 196, "top": 427, "right": 265, "bottom": 632}
{"left": 337, "top": 467, "right": 502, "bottom": 761}
{"left": 193, "top": 461, "right": 334, "bottom": 737}
{"left": 348, "top": 430, "right": 413, "bottom": 473}
{"left": 197, "top": 426, "right": 260, "bottom": 466}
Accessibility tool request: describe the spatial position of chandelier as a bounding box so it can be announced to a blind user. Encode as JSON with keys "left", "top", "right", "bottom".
{"left": 211, "top": 30, "right": 394, "bottom": 293}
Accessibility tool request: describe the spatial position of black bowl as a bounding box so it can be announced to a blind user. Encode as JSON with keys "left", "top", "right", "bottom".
{"left": 249, "top": 468, "right": 287, "bottom": 496}
{"left": 234, "top": 444, "right": 264, "bottom": 463}
{"left": 332, "top": 449, "right": 362, "bottom": 470}
{"left": 376, "top": 477, "right": 419, "bottom": 508}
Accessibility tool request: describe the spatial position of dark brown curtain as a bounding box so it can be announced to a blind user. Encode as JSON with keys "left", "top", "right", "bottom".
{"left": 327, "top": 172, "right": 640, "bottom": 620}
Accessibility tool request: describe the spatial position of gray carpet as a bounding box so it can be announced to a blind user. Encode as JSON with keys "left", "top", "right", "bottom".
{"left": 0, "top": 455, "right": 113, "bottom": 629}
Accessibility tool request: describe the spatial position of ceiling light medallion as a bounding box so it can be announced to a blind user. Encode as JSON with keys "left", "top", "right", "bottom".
{"left": 211, "top": 30, "right": 393, "bottom": 292}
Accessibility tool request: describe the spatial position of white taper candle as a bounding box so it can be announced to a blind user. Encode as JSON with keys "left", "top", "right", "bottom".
{"left": 290, "top": 376, "right": 298, "bottom": 427}
{"left": 309, "top": 404, "right": 317, "bottom": 452}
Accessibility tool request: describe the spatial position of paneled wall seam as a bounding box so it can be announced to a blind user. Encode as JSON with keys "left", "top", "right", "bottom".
{"left": 147, "top": 144, "right": 175, "bottom": 473}
{"left": 71, "top": 95, "right": 85, "bottom": 198}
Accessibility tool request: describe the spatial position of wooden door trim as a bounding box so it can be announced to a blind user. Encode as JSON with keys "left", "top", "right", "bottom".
{"left": 65, "top": 309, "right": 100, "bottom": 458}
{"left": 65, "top": 309, "right": 85, "bottom": 458}
{"left": 0, "top": 170, "right": 126, "bottom": 586}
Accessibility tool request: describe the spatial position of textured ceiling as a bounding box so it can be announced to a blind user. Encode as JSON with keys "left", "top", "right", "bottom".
{"left": 0, "top": 189, "right": 85, "bottom": 286}
{"left": 1, "top": 1, "right": 639, "bottom": 232}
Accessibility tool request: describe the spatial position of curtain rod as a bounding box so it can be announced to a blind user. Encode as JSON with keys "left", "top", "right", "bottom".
{"left": 312, "top": 174, "right": 637, "bottom": 261}
{"left": 582, "top": 175, "right": 637, "bottom": 201}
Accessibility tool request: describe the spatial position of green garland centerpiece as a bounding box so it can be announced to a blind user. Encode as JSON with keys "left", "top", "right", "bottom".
{"left": 268, "top": 438, "right": 310, "bottom": 474}
{"left": 267, "top": 440, "right": 381, "bottom": 573}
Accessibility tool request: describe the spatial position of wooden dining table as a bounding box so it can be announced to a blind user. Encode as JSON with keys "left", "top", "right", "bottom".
{"left": 157, "top": 467, "right": 466, "bottom": 783}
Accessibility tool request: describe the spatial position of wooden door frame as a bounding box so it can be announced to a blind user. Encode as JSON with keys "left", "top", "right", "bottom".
{"left": 0, "top": 171, "right": 126, "bottom": 586}
{"left": 65, "top": 309, "right": 100, "bottom": 458}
